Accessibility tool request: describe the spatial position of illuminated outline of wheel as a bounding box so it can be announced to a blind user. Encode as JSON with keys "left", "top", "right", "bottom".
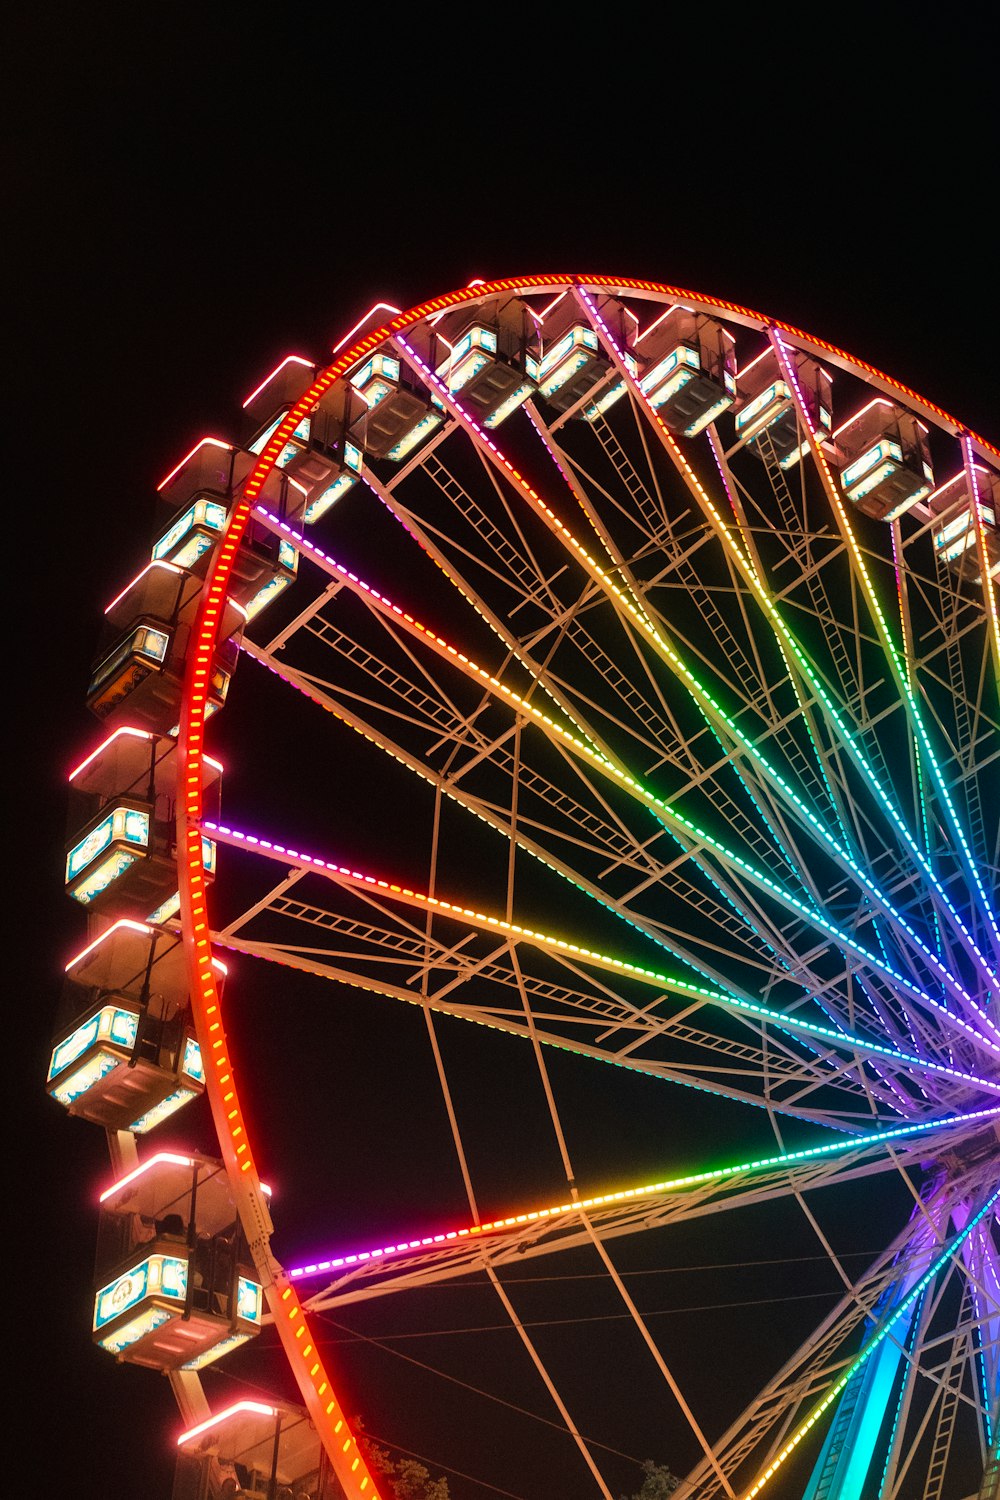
{"left": 176, "top": 275, "right": 1000, "bottom": 1500}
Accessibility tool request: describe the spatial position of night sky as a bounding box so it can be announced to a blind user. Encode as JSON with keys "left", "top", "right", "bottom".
{"left": 16, "top": 14, "right": 998, "bottom": 1499}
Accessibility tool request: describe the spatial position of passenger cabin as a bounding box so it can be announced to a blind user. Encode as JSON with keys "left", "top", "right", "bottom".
{"left": 49, "top": 919, "right": 213, "bottom": 1133}
{"left": 93, "top": 1154, "right": 263, "bottom": 1370}
{"left": 535, "top": 293, "right": 638, "bottom": 421}
{"left": 929, "top": 465, "right": 1000, "bottom": 582}
{"left": 175, "top": 1398, "right": 342, "bottom": 1499}
{"left": 64, "top": 724, "right": 218, "bottom": 916}
{"left": 245, "top": 368, "right": 368, "bottom": 525}
{"left": 157, "top": 438, "right": 301, "bottom": 619}
{"left": 427, "top": 294, "right": 541, "bottom": 429}
{"left": 835, "top": 398, "right": 934, "bottom": 520}
{"left": 734, "top": 349, "right": 832, "bottom": 469}
{"left": 87, "top": 561, "right": 243, "bottom": 732}
{"left": 636, "top": 305, "right": 736, "bottom": 436}
{"left": 348, "top": 349, "right": 443, "bottom": 461}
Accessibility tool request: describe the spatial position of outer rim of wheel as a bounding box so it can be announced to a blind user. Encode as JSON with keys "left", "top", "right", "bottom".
{"left": 173, "top": 273, "right": 997, "bottom": 1493}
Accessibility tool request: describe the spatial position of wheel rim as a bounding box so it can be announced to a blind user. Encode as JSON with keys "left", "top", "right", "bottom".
{"left": 172, "top": 275, "right": 1000, "bottom": 1499}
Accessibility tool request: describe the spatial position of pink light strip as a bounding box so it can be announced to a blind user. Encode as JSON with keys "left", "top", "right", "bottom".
{"left": 177, "top": 1400, "right": 278, "bottom": 1446}
{"left": 104, "top": 559, "right": 182, "bottom": 616}
{"left": 64, "top": 917, "right": 153, "bottom": 971}
{"left": 100, "top": 1151, "right": 196, "bottom": 1202}
{"left": 331, "top": 302, "right": 403, "bottom": 355}
{"left": 242, "top": 355, "right": 316, "bottom": 409}
{"left": 68, "top": 727, "right": 224, "bottom": 783}
{"left": 68, "top": 726, "right": 152, "bottom": 780}
{"left": 157, "top": 436, "right": 233, "bottom": 493}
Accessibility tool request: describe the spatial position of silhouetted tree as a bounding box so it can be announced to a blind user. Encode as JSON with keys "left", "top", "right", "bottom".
{"left": 361, "top": 1440, "right": 450, "bottom": 1500}
{"left": 621, "top": 1459, "right": 679, "bottom": 1500}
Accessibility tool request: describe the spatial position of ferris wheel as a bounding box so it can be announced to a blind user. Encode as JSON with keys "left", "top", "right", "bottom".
{"left": 55, "top": 275, "right": 999, "bottom": 1500}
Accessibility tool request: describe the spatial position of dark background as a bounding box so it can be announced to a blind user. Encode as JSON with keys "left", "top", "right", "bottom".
{"left": 14, "top": 11, "right": 997, "bottom": 1499}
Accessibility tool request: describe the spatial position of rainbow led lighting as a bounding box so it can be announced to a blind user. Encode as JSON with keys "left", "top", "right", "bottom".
{"left": 740, "top": 1188, "right": 1000, "bottom": 1499}
{"left": 249, "top": 500, "right": 993, "bottom": 1045}
{"left": 204, "top": 816, "right": 1000, "bottom": 1097}
{"left": 169, "top": 276, "right": 999, "bottom": 1498}
{"left": 395, "top": 327, "right": 995, "bottom": 1020}
{"left": 528, "top": 387, "right": 967, "bottom": 1041}
{"left": 287, "top": 1105, "right": 1000, "bottom": 1280}
{"left": 574, "top": 288, "right": 999, "bottom": 993}
{"left": 769, "top": 330, "right": 1000, "bottom": 961}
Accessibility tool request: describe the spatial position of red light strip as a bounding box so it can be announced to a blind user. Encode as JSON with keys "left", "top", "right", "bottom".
{"left": 173, "top": 275, "right": 997, "bottom": 1493}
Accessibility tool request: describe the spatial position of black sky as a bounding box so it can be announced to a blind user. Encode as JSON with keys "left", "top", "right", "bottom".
{"left": 15, "top": 12, "right": 998, "bottom": 1499}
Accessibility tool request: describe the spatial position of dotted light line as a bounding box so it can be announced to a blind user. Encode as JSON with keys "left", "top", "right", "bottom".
{"left": 573, "top": 287, "right": 998, "bottom": 1013}
{"left": 740, "top": 1188, "right": 1000, "bottom": 1499}
{"left": 203, "top": 816, "right": 1000, "bottom": 1100}
{"left": 769, "top": 332, "right": 1000, "bottom": 965}
{"left": 284, "top": 1108, "right": 1000, "bottom": 1282}
{"left": 252, "top": 502, "right": 998, "bottom": 1058}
